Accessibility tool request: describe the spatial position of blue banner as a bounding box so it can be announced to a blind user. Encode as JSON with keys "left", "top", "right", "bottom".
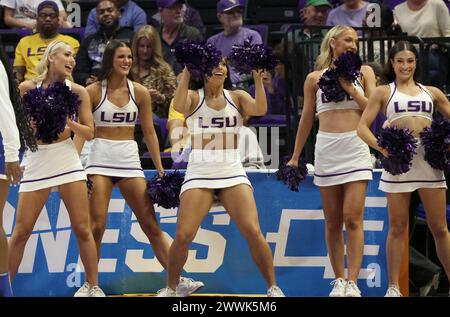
{"left": 4, "top": 170, "right": 389, "bottom": 296}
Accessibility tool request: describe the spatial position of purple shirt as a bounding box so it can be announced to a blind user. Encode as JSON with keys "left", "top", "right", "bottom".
{"left": 326, "top": 3, "right": 369, "bottom": 27}
{"left": 85, "top": 0, "right": 147, "bottom": 37}
{"left": 207, "top": 27, "right": 262, "bottom": 85}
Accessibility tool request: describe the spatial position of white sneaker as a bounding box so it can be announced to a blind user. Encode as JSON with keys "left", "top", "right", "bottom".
{"left": 329, "top": 278, "right": 347, "bottom": 297}
{"left": 89, "top": 286, "right": 106, "bottom": 297}
{"left": 177, "top": 277, "right": 204, "bottom": 297}
{"left": 267, "top": 285, "right": 285, "bottom": 297}
{"left": 385, "top": 285, "right": 402, "bottom": 297}
{"left": 345, "top": 280, "right": 361, "bottom": 297}
{"left": 156, "top": 287, "right": 177, "bottom": 297}
{"left": 74, "top": 282, "right": 91, "bottom": 297}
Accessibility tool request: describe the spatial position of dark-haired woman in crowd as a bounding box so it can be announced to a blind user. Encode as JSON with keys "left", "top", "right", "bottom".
{"left": 358, "top": 41, "right": 450, "bottom": 297}
{"left": 131, "top": 25, "right": 176, "bottom": 118}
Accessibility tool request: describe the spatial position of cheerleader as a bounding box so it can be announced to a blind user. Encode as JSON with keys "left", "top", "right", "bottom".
{"left": 77, "top": 40, "right": 203, "bottom": 296}
{"left": 357, "top": 41, "right": 450, "bottom": 297}
{"left": 287, "top": 26, "right": 377, "bottom": 297}
{"left": 157, "top": 58, "right": 284, "bottom": 297}
{"left": 7, "top": 41, "right": 105, "bottom": 297}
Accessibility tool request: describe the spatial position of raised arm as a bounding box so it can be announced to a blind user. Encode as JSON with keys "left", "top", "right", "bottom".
{"left": 235, "top": 70, "right": 268, "bottom": 117}
{"left": 287, "top": 72, "right": 318, "bottom": 166}
{"left": 173, "top": 66, "right": 194, "bottom": 115}
{"left": 357, "top": 85, "right": 389, "bottom": 157}
{"left": 136, "top": 84, "right": 164, "bottom": 176}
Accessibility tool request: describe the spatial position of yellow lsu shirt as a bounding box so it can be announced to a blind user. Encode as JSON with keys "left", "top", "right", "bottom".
{"left": 167, "top": 98, "right": 185, "bottom": 124}
{"left": 14, "top": 33, "right": 80, "bottom": 80}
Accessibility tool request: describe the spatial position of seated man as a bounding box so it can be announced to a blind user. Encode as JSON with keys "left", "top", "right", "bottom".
{"left": 73, "top": 0, "right": 134, "bottom": 86}
{"left": 84, "top": 0, "right": 146, "bottom": 37}
{"left": 0, "top": 0, "right": 71, "bottom": 30}
{"left": 157, "top": 0, "right": 203, "bottom": 75}
{"left": 13, "top": 1, "right": 79, "bottom": 82}
{"left": 207, "top": 0, "right": 262, "bottom": 88}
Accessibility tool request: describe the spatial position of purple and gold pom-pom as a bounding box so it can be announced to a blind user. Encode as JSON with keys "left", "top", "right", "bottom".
{"left": 174, "top": 41, "right": 222, "bottom": 80}
{"left": 334, "top": 51, "right": 362, "bottom": 82}
{"left": 420, "top": 118, "right": 450, "bottom": 171}
{"left": 377, "top": 127, "right": 418, "bottom": 175}
{"left": 147, "top": 170, "right": 185, "bottom": 209}
{"left": 276, "top": 156, "right": 308, "bottom": 192}
{"left": 23, "top": 81, "right": 80, "bottom": 144}
{"left": 227, "top": 38, "right": 279, "bottom": 75}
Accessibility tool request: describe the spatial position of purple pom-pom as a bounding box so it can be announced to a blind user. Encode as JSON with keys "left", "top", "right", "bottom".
{"left": 420, "top": 119, "right": 450, "bottom": 171}
{"left": 23, "top": 81, "right": 80, "bottom": 144}
{"left": 377, "top": 127, "right": 418, "bottom": 175}
{"left": 318, "top": 51, "right": 362, "bottom": 103}
{"left": 276, "top": 156, "right": 308, "bottom": 192}
{"left": 147, "top": 171, "right": 185, "bottom": 209}
{"left": 227, "top": 38, "right": 279, "bottom": 75}
{"left": 334, "top": 51, "right": 362, "bottom": 82}
{"left": 318, "top": 69, "right": 346, "bottom": 102}
{"left": 174, "top": 41, "right": 222, "bottom": 80}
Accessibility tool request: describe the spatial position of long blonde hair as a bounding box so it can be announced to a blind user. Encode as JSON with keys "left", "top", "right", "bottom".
{"left": 131, "top": 25, "right": 168, "bottom": 79}
{"left": 316, "top": 26, "right": 355, "bottom": 71}
{"left": 33, "top": 40, "right": 72, "bottom": 83}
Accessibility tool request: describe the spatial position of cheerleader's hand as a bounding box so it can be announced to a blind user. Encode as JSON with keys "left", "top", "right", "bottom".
{"left": 157, "top": 169, "right": 165, "bottom": 178}
{"left": 286, "top": 157, "right": 299, "bottom": 167}
{"left": 252, "top": 69, "right": 265, "bottom": 82}
{"left": 379, "top": 147, "right": 389, "bottom": 158}
{"left": 5, "top": 161, "right": 21, "bottom": 186}
{"left": 338, "top": 77, "right": 356, "bottom": 96}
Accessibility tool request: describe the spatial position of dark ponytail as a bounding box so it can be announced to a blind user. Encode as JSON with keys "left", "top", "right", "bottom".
{"left": 0, "top": 42, "right": 37, "bottom": 151}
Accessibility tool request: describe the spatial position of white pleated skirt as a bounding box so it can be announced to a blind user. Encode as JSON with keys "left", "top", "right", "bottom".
{"left": 85, "top": 138, "right": 144, "bottom": 178}
{"left": 180, "top": 149, "right": 252, "bottom": 196}
{"left": 19, "top": 138, "right": 86, "bottom": 192}
{"left": 379, "top": 142, "right": 447, "bottom": 193}
{"left": 313, "top": 130, "right": 373, "bottom": 187}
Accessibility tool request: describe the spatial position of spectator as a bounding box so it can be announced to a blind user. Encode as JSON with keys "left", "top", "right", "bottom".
{"left": 207, "top": 0, "right": 262, "bottom": 87}
{"left": 73, "top": 0, "right": 134, "bottom": 86}
{"left": 157, "top": 0, "right": 202, "bottom": 76}
{"left": 13, "top": 1, "right": 79, "bottom": 82}
{"left": 152, "top": 1, "right": 206, "bottom": 36}
{"left": 84, "top": 0, "right": 146, "bottom": 37}
{"left": 0, "top": 0, "right": 71, "bottom": 30}
{"left": 300, "top": 0, "right": 331, "bottom": 31}
{"left": 326, "top": 0, "right": 369, "bottom": 27}
{"left": 131, "top": 25, "right": 177, "bottom": 118}
{"left": 393, "top": 0, "right": 450, "bottom": 37}
{"left": 249, "top": 64, "right": 286, "bottom": 115}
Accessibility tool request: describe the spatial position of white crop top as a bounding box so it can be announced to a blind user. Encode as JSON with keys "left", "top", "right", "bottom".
{"left": 93, "top": 79, "right": 139, "bottom": 127}
{"left": 185, "top": 88, "right": 243, "bottom": 136}
{"left": 316, "top": 69, "right": 365, "bottom": 114}
{"left": 385, "top": 82, "right": 434, "bottom": 123}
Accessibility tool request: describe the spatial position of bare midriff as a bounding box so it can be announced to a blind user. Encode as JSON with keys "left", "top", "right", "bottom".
{"left": 318, "top": 109, "right": 363, "bottom": 133}
{"left": 95, "top": 126, "right": 135, "bottom": 140}
{"left": 191, "top": 132, "right": 238, "bottom": 150}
